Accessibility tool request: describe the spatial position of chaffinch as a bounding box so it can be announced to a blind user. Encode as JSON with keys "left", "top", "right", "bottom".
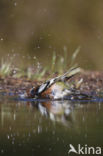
{"left": 28, "top": 67, "right": 81, "bottom": 100}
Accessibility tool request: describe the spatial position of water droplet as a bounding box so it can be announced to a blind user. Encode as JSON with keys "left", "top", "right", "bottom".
{"left": 33, "top": 56, "right": 36, "bottom": 59}
{"left": 49, "top": 45, "right": 52, "bottom": 48}
{"left": 65, "top": 109, "right": 70, "bottom": 115}
{"left": 37, "top": 45, "right": 40, "bottom": 49}
{"left": 49, "top": 147, "right": 52, "bottom": 151}
{"left": 57, "top": 137, "right": 59, "bottom": 141}
{"left": 13, "top": 113, "right": 16, "bottom": 120}
{"left": 11, "top": 49, "right": 14, "bottom": 52}
{"left": 1, "top": 149, "right": 4, "bottom": 153}
{"left": 7, "top": 135, "right": 10, "bottom": 139}
{"left": 12, "top": 140, "right": 15, "bottom": 144}
{"left": 14, "top": 2, "right": 17, "bottom": 6}
{"left": 1, "top": 38, "right": 3, "bottom": 41}
{"left": 13, "top": 70, "right": 16, "bottom": 74}
{"left": 38, "top": 126, "right": 42, "bottom": 133}
{"left": 82, "top": 116, "right": 85, "bottom": 122}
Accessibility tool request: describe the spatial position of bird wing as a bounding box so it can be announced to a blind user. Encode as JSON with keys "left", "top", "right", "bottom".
{"left": 37, "top": 67, "right": 81, "bottom": 95}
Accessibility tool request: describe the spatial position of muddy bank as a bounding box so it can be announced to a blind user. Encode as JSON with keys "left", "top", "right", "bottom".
{"left": 71, "top": 71, "right": 103, "bottom": 93}
{"left": 0, "top": 71, "right": 103, "bottom": 97}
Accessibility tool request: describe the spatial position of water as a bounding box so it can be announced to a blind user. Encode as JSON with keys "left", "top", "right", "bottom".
{"left": 0, "top": 97, "right": 103, "bottom": 156}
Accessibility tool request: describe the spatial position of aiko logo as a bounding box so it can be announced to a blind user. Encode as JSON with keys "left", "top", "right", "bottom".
{"left": 68, "top": 144, "right": 101, "bottom": 155}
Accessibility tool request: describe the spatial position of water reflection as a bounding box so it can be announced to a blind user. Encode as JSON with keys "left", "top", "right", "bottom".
{"left": 31, "top": 100, "right": 75, "bottom": 127}
{"left": 0, "top": 98, "right": 103, "bottom": 156}
{"left": 0, "top": 99, "right": 76, "bottom": 128}
{"left": 0, "top": 98, "right": 103, "bottom": 128}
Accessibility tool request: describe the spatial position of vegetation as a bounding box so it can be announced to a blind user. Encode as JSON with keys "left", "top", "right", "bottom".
{"left": 0, "top": 59, "right": 12, "bottom": 78}
{"left": 0, "top": 47, "right": 80, "bottom": 80}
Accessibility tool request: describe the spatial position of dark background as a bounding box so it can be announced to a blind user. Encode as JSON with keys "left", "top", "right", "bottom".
{"left": 0, "top": 0, "right": 103, "bottom": 69}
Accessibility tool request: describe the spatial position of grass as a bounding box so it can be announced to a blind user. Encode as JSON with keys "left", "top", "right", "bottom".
{"left": 0, "top": 59, "right": 12, "bottom": 78}
{"left": 50, "top": 46, "right": 80, "bottom": 74}
{"left": 0, "top": 47, "right": 80, "bottom": 80}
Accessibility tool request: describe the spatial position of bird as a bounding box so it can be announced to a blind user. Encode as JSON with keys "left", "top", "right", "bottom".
{"left": 27, "top": 67, "right": 82, "bottom": 100}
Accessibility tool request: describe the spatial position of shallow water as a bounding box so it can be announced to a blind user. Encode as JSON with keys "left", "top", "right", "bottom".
{"left": 0, "top": 96, "right": 103, "bottom": 156}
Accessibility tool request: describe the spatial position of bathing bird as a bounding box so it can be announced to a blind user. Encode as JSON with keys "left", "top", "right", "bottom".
{"left": 28, "top": 67, "right": 82, "bottom": 99}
